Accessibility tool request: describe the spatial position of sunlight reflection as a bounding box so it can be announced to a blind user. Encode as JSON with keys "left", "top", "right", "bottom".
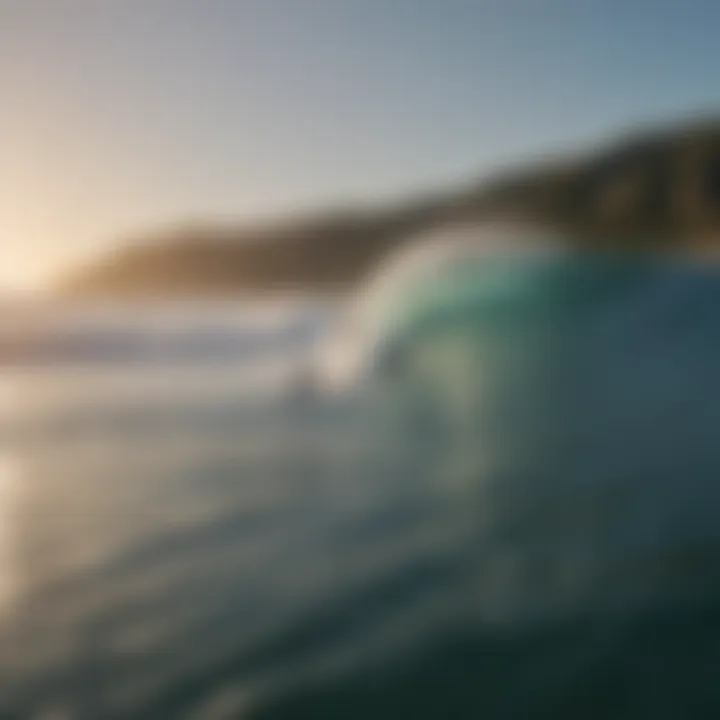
{"left": 0, "top": 453, "right": 19, "bottom": 612}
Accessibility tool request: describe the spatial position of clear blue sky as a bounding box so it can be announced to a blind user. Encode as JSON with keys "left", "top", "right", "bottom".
{"left": 2, "top": 0, "right": 719, "bottom": 290}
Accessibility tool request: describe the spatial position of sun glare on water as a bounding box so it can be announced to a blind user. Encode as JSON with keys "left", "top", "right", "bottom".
{"left": 0, "top": 453, "right": 19, "bottom": 612}
{"left": 0, "top": 378, "right": 22, "bottom": 613}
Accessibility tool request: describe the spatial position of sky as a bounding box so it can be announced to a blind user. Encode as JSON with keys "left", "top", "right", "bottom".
{"left": 2, "top": 0, "right": 720, "bottom": 292}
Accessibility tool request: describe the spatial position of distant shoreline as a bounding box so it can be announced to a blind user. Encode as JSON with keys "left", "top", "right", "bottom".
{"left": 60, "top": 116, "right": 720, "bottom": 298}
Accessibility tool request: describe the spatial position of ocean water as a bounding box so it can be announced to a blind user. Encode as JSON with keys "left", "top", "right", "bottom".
{"left": 2, "top": 266, "right": 720, "bottom": 719}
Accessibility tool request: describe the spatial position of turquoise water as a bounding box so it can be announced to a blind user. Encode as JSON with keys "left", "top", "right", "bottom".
{"left": 2, "top": 261, "right": 720, "bottom": 718}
